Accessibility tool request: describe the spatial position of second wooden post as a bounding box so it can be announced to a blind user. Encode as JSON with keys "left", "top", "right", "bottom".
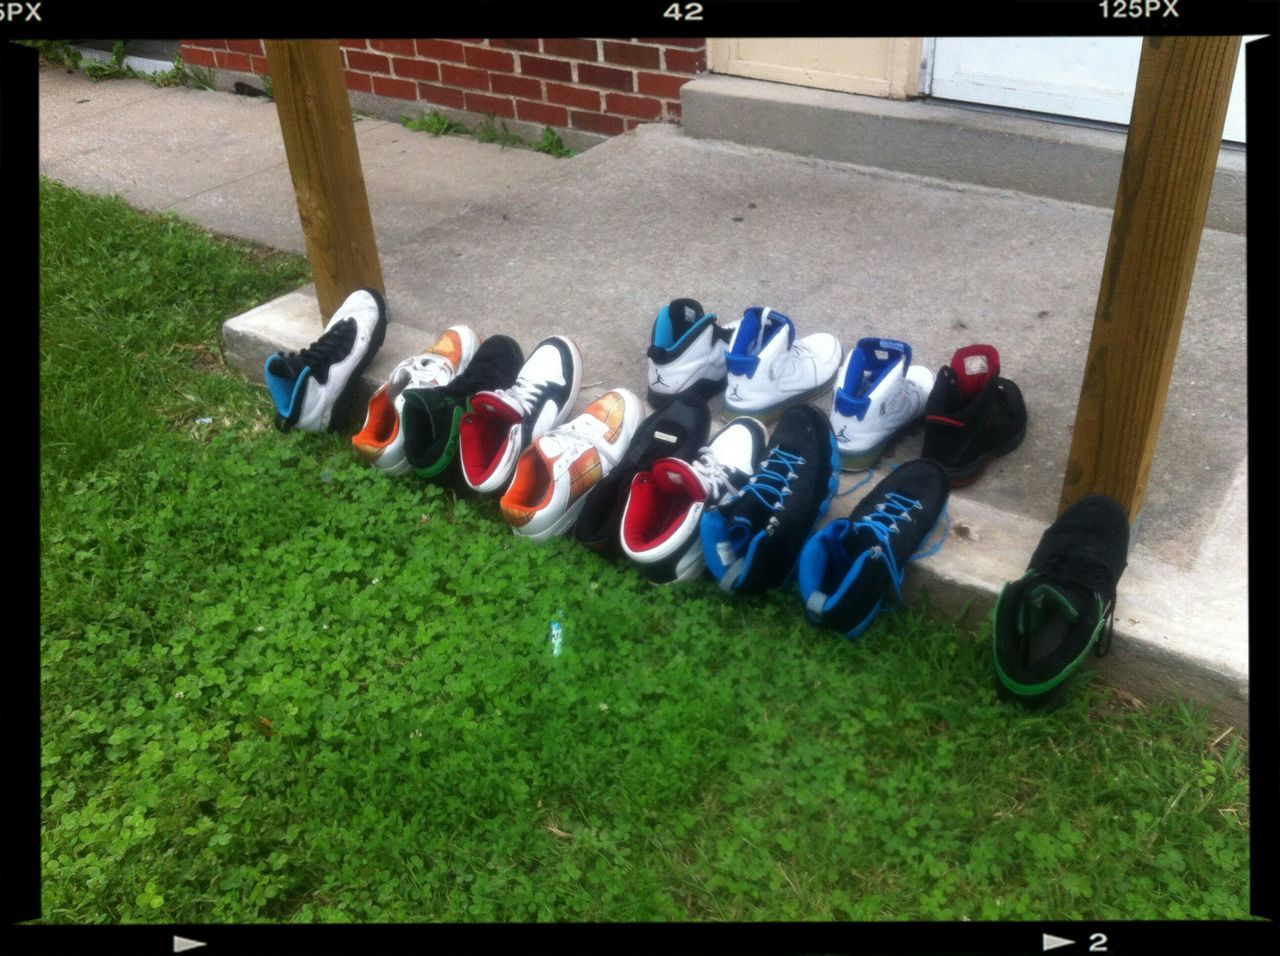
{"left": 1058, "top": 36, "right": 1240, "bottom": 528}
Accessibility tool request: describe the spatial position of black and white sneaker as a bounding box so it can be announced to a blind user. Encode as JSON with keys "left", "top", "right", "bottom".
{"left": 700, "top": 404, "right": 842, "bottom": 595}
{"left": 646, "top": 298, "right": 735, "bottom": 407}
{"left": 621, "top": 416, "right": 768, "bottom": 584}
{"left": 458, "top": 336, "right": 583, "bottom": 494}
{"left": 993, "top": 495, "right": 1129, "bottom": 711}
{"left": 573, "top": 390, "right": 712, "bottom": 555}
{"left": 264, "top": 288, "right": 389, "bottom": 433}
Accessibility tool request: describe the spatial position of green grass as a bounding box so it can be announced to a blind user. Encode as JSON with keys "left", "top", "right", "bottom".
{"left": 39, "top": 179, "right": 309, "bottom": 480}
{"left": 39, "top": 178, "right": 1250, "bottom": 923}
{"left": 24, "top": 40, "right": 216, "bottom": 90}
{"left": 402, "top": 110, "right": 577, "bottom": 157}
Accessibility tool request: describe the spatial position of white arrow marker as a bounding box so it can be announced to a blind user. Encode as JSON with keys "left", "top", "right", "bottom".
{"left": 173, "top": 937, "right": 207, "bottom": 953}
{"left": 1043, "top": 933, "right": 1075, "bottom": 952}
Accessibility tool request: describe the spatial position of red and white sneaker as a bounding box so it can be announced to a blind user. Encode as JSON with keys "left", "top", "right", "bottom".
{"left": 620, "top": 417, "right": 768, "bottom": 584}
{"left": 352, "top": 326, "right": 479, "bottom": 475}
{"left": 459, "top": 336, "right": 582, "bottom": 494}
{"left": 500, "top": 389, "right": 644, "bottom": 543}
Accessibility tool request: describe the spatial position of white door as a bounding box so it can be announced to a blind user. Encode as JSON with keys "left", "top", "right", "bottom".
{"left": 928, "top": 37, "right": 1250, "bottom": 143}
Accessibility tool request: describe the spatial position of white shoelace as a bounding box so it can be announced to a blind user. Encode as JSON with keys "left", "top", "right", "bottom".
{"left": 546, "top": 414, "right": 607, "bottom": 462}
{"left": 687, "top": 447, "right": 731, "bottom": 502}
{"left": 392, "top": 352, "right": 455, "bottom": 392}
{"left": 500, "top": 375, "right": 547, "bottom": 417}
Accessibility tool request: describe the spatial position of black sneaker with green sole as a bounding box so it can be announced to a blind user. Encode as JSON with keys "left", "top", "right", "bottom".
{"left": 993, "top": 494, "right": 1129, "bottom": 711}
{"left": 401, "top": 335, "right": 523, "bottom": 480}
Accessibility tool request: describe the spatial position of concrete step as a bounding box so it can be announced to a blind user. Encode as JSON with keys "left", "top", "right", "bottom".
{"left": 680, "top": 74, "right": 1245, "bottom": 236}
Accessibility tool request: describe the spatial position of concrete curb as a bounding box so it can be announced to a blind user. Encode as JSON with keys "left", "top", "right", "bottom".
{"left": 225, "top": 288, "right": 1249, "bottom": 730}
{"left": 680, "top": 75, "right": 1245, "bottom": 236}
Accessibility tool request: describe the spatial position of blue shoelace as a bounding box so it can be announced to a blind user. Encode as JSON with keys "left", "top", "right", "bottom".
{"left": 741, "top": 448, "right": 807, "bottom": 513}
{"left": 847, "top": 491, "right": 950, "bottom": 609}
{"left": 724, "top": 448, "right": 808, "bottom": 557}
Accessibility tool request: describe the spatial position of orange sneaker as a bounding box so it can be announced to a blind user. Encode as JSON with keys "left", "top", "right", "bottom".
{"left": 500, "top": 389, "right": 644, "bottom": 543}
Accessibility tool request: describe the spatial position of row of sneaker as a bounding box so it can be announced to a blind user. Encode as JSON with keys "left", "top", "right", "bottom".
{"left": 264, "top": 290, "right": 1128, "bottom": 707}
{"left": 646, "top": 298, "right": 1027, "bottom": 485}
{"left": 262, "top": 290, "right": 1025, "bottom": 493}
{"left": 265, "top": 300, "right": 952, "bottom": 637}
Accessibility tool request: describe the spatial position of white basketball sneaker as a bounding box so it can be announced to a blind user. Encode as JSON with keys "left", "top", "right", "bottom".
{"left": 830, "top": 337, "right": 935, "bottom": 470}
{"left": 264, "top": 288, "right": 388, "bottom": 433}
{"left": 459, "top": 336, "right": 583, "bottom": 494}
{"left": 723, "top": 307, "right": 842, "bottom": 420}
{"left": 620, "top": 416, "right": 768, "bottom": 584}
{"left": 645, "top": 298, "right": 735, "bottom": 406}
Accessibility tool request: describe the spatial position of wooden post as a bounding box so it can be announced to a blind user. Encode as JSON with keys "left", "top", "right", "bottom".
{"left": 1059, "top": 36, "right": 1241, "bottom": 526}
{"left": 265, "top": 40, "right": 384, "bottom": 324}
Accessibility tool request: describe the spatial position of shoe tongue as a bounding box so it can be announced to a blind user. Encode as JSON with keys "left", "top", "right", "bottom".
{"left": 403, "top": 387, "right": 458, "bottom": 432}
{"left": 1017, "top": 582, "right": 1087, "bottom": 636}
{"left": 834, "top": 347, "right": 869, "bottom": 417}
{"left": 669, "top": 298, "right": 704, "bottom": 333}
{"left": 471, "top": 390, "right": 523, "bottom": 424}
{"left": 540, "top": 421, "right": 598, "bottom": 459}
{"left": 651, "top": 458, "right": 708, "bottom": 498}
{"left": 727, "top": 307, "right": 795, "bottom": 377}
{"left": 839, "top": 521, "right": 883, "bottom": 561}
{"left": 759, "top": 307, "right": 795, "bottom": 349}
{"left": 652, "top": 298, "right": 706, "bottom": 350}
{"left": 426, "top": 330, "right": 463, "bottom": 369}
{"left": 950, "top": 345, "right": 1000, "bottom": 403}
{"left": 269, "top": 353, "right": 310, "bottom": 380}
{"left": 450, "top": 336, "right": 521, "bottom": 395}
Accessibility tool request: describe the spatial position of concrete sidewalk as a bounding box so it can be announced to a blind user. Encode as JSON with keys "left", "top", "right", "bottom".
{"left": 38, "top": 64, "right": 1249, "bottom": 727}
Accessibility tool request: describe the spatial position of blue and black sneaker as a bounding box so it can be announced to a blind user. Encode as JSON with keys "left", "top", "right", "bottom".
{"left": 700, "top": 403, "right": 840, "bottom": 594}
{"left": 992, "top": 494, "right": 1129, "bottom": 711}
{"left": 798, "top": 459, "right": 950, "bottom": 638}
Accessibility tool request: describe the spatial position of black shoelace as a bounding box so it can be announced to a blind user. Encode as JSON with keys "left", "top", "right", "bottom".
{"left": 297, "top": 317, "right": 356, "bottom": 371}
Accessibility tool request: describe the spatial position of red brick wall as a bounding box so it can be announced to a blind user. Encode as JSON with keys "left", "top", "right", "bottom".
{"left": 179, "top": 38, "right": 708, "bottom": 138}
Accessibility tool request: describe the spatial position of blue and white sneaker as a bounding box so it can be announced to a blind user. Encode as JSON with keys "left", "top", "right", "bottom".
{"left": 646, "top": 298, "right": 735, "bottom": 406}
{"left": 830, "top": 338, "right": 935, "bottom": 470}
{"left": 264, "top": 288, "right": 388, "bottom": 433}
{"left": 723, "top": 307, "right": 842, "bottom": 421}
{"left": 700, "top": 403, "right": 841, "bottom": 594}
{"left": 798, "top": 458, "right": 950, "bottom": 638}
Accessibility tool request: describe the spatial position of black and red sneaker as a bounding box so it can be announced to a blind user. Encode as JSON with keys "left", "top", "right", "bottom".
{"left": 572, "top": 391, "right": 712, "bottom": 554}
{"left": 922, "top": 344, "right": 1026, "bottom": 488}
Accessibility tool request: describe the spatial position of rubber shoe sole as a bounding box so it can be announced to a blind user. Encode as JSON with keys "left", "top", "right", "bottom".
{"left": 518, "top": 495, "right": 590, "bottom": 544}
